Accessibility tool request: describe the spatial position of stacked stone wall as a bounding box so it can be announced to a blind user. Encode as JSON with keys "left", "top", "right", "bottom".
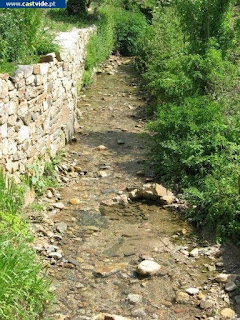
{"left": 0, "top": 27, "right": 95, "bottom": 178}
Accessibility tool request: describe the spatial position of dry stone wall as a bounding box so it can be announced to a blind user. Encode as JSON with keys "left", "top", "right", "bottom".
{"left": 0, "top": 27, "right": 95, "bottom": 179}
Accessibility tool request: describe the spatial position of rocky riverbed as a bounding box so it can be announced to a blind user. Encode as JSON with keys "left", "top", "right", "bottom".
{"left": 27, "top": 57, "right": 240, "bottom": 320}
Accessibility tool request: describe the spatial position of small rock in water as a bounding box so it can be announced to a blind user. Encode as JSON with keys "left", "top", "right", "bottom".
{"left": 96, "top": 145, "right": 108, "bottom": 151}
{"left": 216, "top": 273, "right": 229, "bottom": 283}
{"left": 206, "top": 264, "right": 216, "bottom": 272}
{"left": 199, "top": 299, "right": 215, "bottom": 310}
{"left": 180, "top": 249, "right": 189, "bottom": 256}
{"left": 117, "top": 139, "right": 125, "bottom": 145}
{"left": 175, "top": 292, "right": 190, "bottom": 303}
{"left": 48, "top": 252, "right": 62, "bottom": 259}
{"left": 137, "top": 260, "right": 161, "bottom": 276}
{"left": 98, "top": 171, "right": 108, "bottom": 178}
{"left": 186, "top": 288, "right": 199, "bottom": 295}
{"left": 225, "top": 281, "right": 237, "bottom": 292}
{"left": 220, "top": 308, "right": 236, "bottom": 319}
{"left": 133, "top": 183, "right": 175, "bottom": 204}
{"left": 131, "top": 308, "right": 147, "bottom": 318}
{"left": 95, "top": 262, "right": 128, "bottom": 277}
{"left": 127, "top": 294, "right": 142, "bottom": 304}
{"left": 69, "top": 198, "right": 81, "bottom": 205}
{"left": 128, "top": 189, "right": 139, "bottom": 200}
{"left": 53, "top": 202, "right": 65, "bottom": 210}
{"left": 55, "top": 222, "right": 67, "bottom": 233}
{"left": 189, "top": 248, "right": 199, "bottom": 258}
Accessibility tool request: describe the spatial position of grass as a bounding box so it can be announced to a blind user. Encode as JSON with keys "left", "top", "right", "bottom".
{"left": 44, "top": 8, "right": 98, "bottom": 33}
{"left": 23, "top": 152, "right": 65, "bottom": 196}
{"left": 0, "top": 170, "right": 51, "bottom": 319}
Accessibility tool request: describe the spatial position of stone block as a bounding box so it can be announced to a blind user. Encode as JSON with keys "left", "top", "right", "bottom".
{"left": 0, "top": 79, "right": 8, "bottom": 99}
{"left": 17, "top": 65, "right": 33, "bottom": 78}
{"left": 18, "top": 125, "right": 30, "bottom": 143}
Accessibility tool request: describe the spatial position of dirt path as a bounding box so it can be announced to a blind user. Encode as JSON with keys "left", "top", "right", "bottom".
{"left": 32, "top": 58, "right": 240, "bottom": 320}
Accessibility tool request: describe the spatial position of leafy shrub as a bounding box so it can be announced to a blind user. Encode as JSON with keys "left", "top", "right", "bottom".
{"left": 133, "top": 0, "right": 240, "bottom": 241}
{"left": 148, "top": 95, "right": 240, "bottom": 240}
{"left": 114, "top": 9, "right": 148, "bottom": 55}
{"left": 0, "top": 9, "right": 57, "bottom": 73}
{"left": 148, "top": 97, "right": 230, "bottom": 186}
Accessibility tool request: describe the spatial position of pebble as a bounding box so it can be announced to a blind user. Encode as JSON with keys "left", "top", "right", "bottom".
{"left": 180, "top": 249, "right": 189, "bottom": 256}
{"left": 216, "top": 273, "right": 229, "bottom": 283}
{"left": 53, "top": 202, "right": 65, "bottom": 209}
{"left": 127, "top": 294, "right": 142, "bottom": 304}
{"left": 225, "top": 281, "right": 237, "bottom": 292}
{"left": 175, "top": 292, "right": 190, "bottom": 303}
{"left": 55, "top": 222, "right": 68, "bottom": 233}
{"left": 186, "top": 288, "right": 199, "bottom": 295}
{"left": 98, "top": 171, "right": 108, "bottom": 178}
{"left": 137, "top": 260, "right": 161, "bottom": 276}
{"left": 189, "top": 248, "right": 199, "bottom": 257}
{"left": 117, "top": 139, "right": 125, "bottom": 145}
{"left": 95, "top": 262, "right": 128, "bottom": 277}
{"left": 207, "top": 264, "right": 216, "bottom": 272}
{"left": 96, "top": 145, "right": 108, "bottom": 151}
{"left": 46, "top": 245, "right": 58, "bottom": 253}
{"left": 46, "top": 189, "right": 53, "bottom": 198}
{"left": 131, "top": 308, "right": 146, "bottom": 318}
{"left": 220, "top": 308, "right": 236, "bottom": 319}
{"left": 48, "top": 252, "right": 62, "bottom": 259}
{"left": 199, "top": 299, "right": 215, "bottom": 310}
{"left": 69, "top": 198, "right": 81, "bottom": 205}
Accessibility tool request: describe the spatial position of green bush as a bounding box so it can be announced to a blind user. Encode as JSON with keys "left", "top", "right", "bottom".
{"left": 0, "top": 9, "right": 57, "bottom": 73}
{"left": 148, "top": 97, "right": 230, "bottom": 186}
{"left": 148, "top": 95, "right": 240, "bottom": 240}
{"left": 114, "top": 9, "right": 148, "bottom": 55}
{"left": 137, "top": 0, "right": 240, "bottom": 241}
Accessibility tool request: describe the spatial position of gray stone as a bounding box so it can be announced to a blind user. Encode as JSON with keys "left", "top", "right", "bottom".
{"left": 175, "top": 292, "right": 190, "bottom": 303}
{"left": 189, "top": 248, "right": 199, "bottom": 257}
{"left": 54, "top": 202, "right": 65, "bottom": 210}
{"left": 18, "top": 126, "right": 29, "bottom": 143}
{"left": 186, "top": 288, "right": 199, "bottom": 295}
{"left": 55, "top": 222, "right": 67, "bottom": 233}
{"left": 18, "top": 65, "right": 33, "bottom": 78}
{"left": 137, "top": 260, "right": 161, "bottom": 276}
{"left": 48, "top": 252, "right": 62, "bottom": 259}
{"left": 127, "top": 294, "right": 142, "bottom": 304}
{"left": 225, "top": 281, "right": 237, "bottom": 292}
